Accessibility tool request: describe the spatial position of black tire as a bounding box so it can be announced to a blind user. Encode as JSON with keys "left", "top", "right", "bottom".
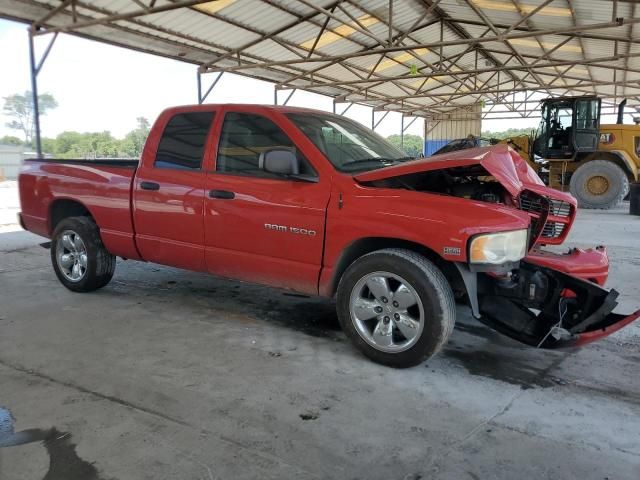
{"left": 569, "top": 160, "right": 629, "bottom": 209}
{"left": 336, "top": 248, "right": 455, "bottom": 368}
{"left": 50, "top": 216, "right": 116, "bottom": 292}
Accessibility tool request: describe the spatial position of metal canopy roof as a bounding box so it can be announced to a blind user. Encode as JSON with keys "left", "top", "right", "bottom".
{"left": 2, "top": 0, "right": 640, "bottom": 120}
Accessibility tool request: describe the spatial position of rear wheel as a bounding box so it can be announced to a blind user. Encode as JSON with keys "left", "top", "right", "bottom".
{"left": 336, "top": 249, "right": 455, "bottom": 368}
{"left": 51, "top": 216, "right": 116, "bottom": 292}
{"left": 569, "top": 160, "right": 628, "bottom": 209}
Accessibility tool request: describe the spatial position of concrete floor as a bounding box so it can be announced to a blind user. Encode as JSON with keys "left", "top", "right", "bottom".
{"left": 1, "top": 184, "right": 639, "bottom": 479}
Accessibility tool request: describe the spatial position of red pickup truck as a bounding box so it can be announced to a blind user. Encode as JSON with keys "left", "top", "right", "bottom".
{"left": 18, "top": 104, "right": 640, "bottom": 367}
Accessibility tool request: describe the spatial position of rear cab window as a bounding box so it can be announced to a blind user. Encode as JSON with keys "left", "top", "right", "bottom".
{"left": 154, "top": 111, "right": 215, "bottom": 170}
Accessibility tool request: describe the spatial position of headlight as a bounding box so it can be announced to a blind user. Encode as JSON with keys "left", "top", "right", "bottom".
{"left": 469, "top": 229, "right": 528, "bottom": 264}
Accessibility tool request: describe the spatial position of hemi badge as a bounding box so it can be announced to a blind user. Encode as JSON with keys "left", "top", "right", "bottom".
{"left": 444, "top": 247, "right": 461, "bottom": 256}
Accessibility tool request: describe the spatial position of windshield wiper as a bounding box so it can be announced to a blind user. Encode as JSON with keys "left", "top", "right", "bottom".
{"left": 342, "top": 156, "right": 414, "bottom": 168}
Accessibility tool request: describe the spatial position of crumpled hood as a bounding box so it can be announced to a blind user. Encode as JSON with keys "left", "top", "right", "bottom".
{"left": 354, "top": 144, "right": 545, "bottom": 198}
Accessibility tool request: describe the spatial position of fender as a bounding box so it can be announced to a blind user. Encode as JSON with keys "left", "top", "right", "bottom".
{"left": 591, "top": 150, "right": 639, "bottom": 181}
{"left": 609, "top": 150, "right": 638, "bottom": 180}
{"left": 48, "top": 196, "right": 94, "bottom": 234}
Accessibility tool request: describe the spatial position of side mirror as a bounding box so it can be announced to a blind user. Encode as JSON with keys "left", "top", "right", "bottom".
{"left": 259, "top": 148, "right": 299, "bottom": 176}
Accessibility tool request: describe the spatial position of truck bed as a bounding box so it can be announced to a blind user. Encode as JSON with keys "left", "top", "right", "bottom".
{"left": 18, "top": 158, "right": 141, "bottom": 260}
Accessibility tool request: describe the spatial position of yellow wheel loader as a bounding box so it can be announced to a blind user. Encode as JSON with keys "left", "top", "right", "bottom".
{"left": 501, "top": 97, "right": 639, "bottom": 209}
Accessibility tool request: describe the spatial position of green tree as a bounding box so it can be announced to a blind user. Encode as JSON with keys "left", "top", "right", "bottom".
{"left": 2, "top": 91, "right": 58, "bottom": 146}
{"left": 121, "top": 117, "right": 150, "bottom": 158}
{"left": 481, "top": 127, "right": 534, "bottom": 140}
{"left": 37, "top": 116, "right": 150, "bottom": 158}
{"left": 47, "top": 131, "right": 121, "bottom": 158}
{"left": 386, "top": 134, "right": 423, "bottom": 157}
{"left": 41, "top": 137, "right": 56, "bottom": 153}
{"left": 52, "top": 131, "right": 84, "bottom": 156}
{"left": 0, "top": 135, "right": 23, "bottom": 146}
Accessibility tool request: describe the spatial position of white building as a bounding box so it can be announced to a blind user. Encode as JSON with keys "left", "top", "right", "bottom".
{"left": 0, "top": 144, "right": 34, "bottom": 180}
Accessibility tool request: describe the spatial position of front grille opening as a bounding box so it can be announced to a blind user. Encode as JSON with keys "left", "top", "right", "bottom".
{"left": 542, "top": 222, "right": 565, "bottom": 239}
{"left": 550, "top": 199, "right": 571, "bottom": 217}
{"left": 518, "top": 190, "right": 572, "bottom": 244}
{"left": 519, "top": 194, "right": 544, "bottom": 215}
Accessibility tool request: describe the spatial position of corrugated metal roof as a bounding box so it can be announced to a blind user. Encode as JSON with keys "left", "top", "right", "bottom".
{"left": 1, "top": 0, "right": 639, "bottom": 119}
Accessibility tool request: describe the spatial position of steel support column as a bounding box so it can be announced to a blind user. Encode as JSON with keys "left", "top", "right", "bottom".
{"left": 275, "top": 88, "right": 296, "bottom": 106}
{"left": 282, "top": 89, "right": 296, "bottom": 105}
{"left": 401, "top": 115, "right": 419, "bottom": 153}
{"left": 28, "top": 31, "right": 42, "bottom": 157}
{"left": 28, "top": 28, "right": 58, "bottom": 158}
{"left": 197, "top": 70, "right": 202, "bottom": 104}
{"left": 197, "top": 71, "right": 223, "bottom": 104}
{"left": 373, "top": 110, "right": 390, "bottom": 130}
{"left": 337, "top": 103, "right": 353, "bottom": 116}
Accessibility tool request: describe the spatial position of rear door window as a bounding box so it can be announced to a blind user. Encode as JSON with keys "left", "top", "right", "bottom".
{"left": 154, "top": 112, "right": 215, "bottom": 170}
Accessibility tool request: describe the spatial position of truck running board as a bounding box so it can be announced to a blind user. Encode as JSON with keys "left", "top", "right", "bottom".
{"left": 476, "top": 261, "right": 640, "bottom": 349}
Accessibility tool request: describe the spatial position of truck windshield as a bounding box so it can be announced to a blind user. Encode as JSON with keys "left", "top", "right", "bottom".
{"left": 286, "top": 112, "right": 413, "bottom": 173}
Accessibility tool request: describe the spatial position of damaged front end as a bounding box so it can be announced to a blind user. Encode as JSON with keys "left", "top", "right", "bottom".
{"left": 457, "top": 252, "right": 640, "bottom": 349}
{"left": 355, "top": 145, "right": 639, "bottom": 347}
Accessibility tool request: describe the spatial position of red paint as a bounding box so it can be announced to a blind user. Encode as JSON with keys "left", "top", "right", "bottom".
{"left": 354, "top": 144, "right": 546, "bottom": 197}
{"left": 526, "top": 246, "right": 609, "bottom": 286}
{"left": 570, "top": 310, "right": 640, "bottom": 347}
{"left": 18, "top": 160, "right": 139, "bottom": 259}
{"left": 17, "top": 104, "right": 639, "bottom": 344}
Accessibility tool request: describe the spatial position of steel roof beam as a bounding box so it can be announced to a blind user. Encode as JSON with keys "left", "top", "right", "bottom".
{"left": 333, "top": 1, "right": 476, "bottom": 101}
{"left": 447, "top": 17, "right": 640, "bottom": 45}
{"left": 199, "top": 0, "right": 343, "bottom": 69}
{"left": 414, "top": 0, "right": 531, "bottom": 95}
{"left": 345, "top": 80, "right": 640, "bottom": 103}
{"left": 274, "top": 52, "right": 640, "bottom": 90}
{"left": 32, "top": 0, "right": 214, "bottom": 34}
{"left": 462, "top": 0, "right": 537, "bottom": 77}
{"left": 30, "top": 0, "right": 384, "bottom": 103}
{"left": 277, "top": 16, "right": 440, "bottom": 86}
{"left": 203, "top": 17, "right": 640, "bottom": 73}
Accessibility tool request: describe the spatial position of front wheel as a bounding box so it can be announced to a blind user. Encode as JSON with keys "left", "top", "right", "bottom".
{"left": 51, "top": 216, "right": 116, "bottom": 292}
{"left": 336, "top": 249, "right": 455, "bottom": 368}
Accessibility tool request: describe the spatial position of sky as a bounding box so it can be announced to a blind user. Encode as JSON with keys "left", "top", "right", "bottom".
{"left": 0, "top": 18, "right": 540, "bottom": 142}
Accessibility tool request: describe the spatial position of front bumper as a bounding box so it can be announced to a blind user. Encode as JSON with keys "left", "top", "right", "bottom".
{"left": 459, "top": 247, "right": 639, "bottom": 349}
{"left": 526, "top": 246, "right": 609, "bottom": 286}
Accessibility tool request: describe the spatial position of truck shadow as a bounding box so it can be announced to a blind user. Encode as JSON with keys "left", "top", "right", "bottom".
{"left": 107, "top": 262, "right": 567, "bottom": 389}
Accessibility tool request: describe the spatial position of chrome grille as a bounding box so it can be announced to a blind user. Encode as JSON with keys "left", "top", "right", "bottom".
{"left": 542, "top": 222, "right": 566, "bottom": 239}
{"left": 549, "top": 199, "right": 572, "bottom": 217}
{"left": 518, "top": 192, "right": 572, "bottom": 242}
{"left": 519, "top": 194, "right": 544, "bottom": 215}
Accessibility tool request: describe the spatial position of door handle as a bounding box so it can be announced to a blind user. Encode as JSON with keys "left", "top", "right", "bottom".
{"left": 140, "top": 181, "right": 160, "bottom": 191}
{"left": 209, "top": 190, "right": 235, "bottom": 199}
